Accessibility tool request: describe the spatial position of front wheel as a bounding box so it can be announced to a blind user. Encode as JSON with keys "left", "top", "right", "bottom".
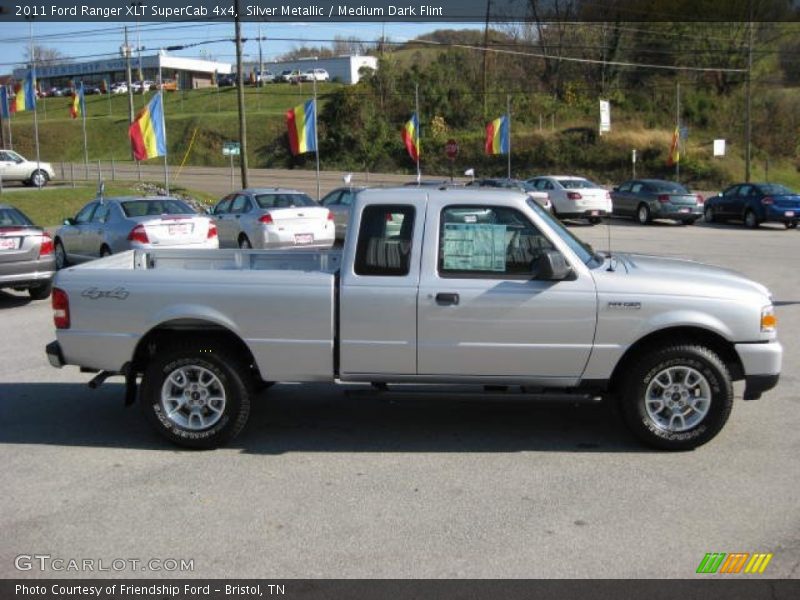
{"left": 54, "top": 240, "right": 68, "bottom": 270}
{"left": 620, "top": 344, "right": 733, "bottom": 450}
{"left": 29, "top": 170, "right": 48, "bottom": 188}
{"left": 140, "top": 344, "right": 253, "bottom": 449}
{"left": 637, "top": 204, "right": 651, "bottom": 225}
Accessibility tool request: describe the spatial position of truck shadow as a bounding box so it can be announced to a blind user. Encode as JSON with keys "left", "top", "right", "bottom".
{"left": 0, "top": 382, "right": 649, "bottom": 453}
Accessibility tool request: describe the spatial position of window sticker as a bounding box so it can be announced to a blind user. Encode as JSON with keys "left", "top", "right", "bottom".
{"left": 442, "top": 223, "right": 507, "bottom": 272}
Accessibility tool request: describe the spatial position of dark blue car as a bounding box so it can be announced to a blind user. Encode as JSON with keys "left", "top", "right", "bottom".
{"left": 704, "top": 183, "right": 800, "bottom": 229}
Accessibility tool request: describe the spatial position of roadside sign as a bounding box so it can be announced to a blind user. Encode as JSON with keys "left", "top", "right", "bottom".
{"left": 599, "top": 100, "right": 611, "bottom": 134}
{"left": 713, "top": 139, "right": 726, "bottom": 157}
{"left": 679, "top": 127, "right": 689, "bottom": 140}
{"left": 445, "top": 139, "right": 458, "bottom": 160}
{"left": 222, "top": 142, "right": 241, "bottom": 156}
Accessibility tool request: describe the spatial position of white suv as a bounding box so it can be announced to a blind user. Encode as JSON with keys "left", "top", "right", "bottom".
{"left": 302, "top": 68, "right": 330, "bottom": 82}
{"left": 0, "top": 150, "right": 55, "bottom": 187}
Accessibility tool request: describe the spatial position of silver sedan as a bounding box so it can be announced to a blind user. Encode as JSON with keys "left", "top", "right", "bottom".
{"left": 54, "top": 196, "right": 219, "bottom": 268}
{"left": 0, "top": 204, "right": 55, "bottom": 299}
{"left": 212, "top": 189, "right": 335, "bottom": 249}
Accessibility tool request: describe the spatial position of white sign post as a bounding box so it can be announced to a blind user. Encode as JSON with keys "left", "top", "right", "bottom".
{"left": 632, "top": 149, "right": 637, "bottom": 178}
{"left": 599, "top": 100, "right": 611, "bottom": 135}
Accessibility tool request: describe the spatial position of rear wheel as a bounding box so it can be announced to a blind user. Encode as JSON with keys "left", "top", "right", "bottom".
{"left": 744, "top": 209, "right": 759, "bottom": 229}
{"left": 785, "top": 221, "right": 797, "bottom": 229}
{"left": 588, "top": 217, "right": 602, "bottom": 225}
{"left": 54, "top": 240, "right": 68, "bottom": 269}
{"left": 28, "top": 282, "right": 52, "bottom": 300}
{"left": 140, "top": 343, "right": 253, "bottom": 449}
{"left": 637, "top": 204, "right": 651, "bottom": 225}
{"left": 682, "top": 218, "right": 696, "bottom": 226}
{"left": 704, "top": 206, "right": 715, "bottom": 223}
{"left": 620, "top": 344, "right": 733, "bottom": 450}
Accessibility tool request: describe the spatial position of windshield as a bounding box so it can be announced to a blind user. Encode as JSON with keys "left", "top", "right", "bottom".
{"left": 758, "top": 184, "right": 794, "bottom": 196}
{"left": 121, "top": 199, "right": 195, "bottom": 217}
{"left": 0, "top": 207, "right": 33, "bottom": 227}
{"left": 526, "top": 199, "right": 601, "bottom": 267}
{"left": 255, "top": 193, "right": 317, "bottom": 209}
{"left": 558, "top": 178, "right": 598, "bottom": 189}
{"left": 648, "top": 181, "right": 690, "bottom": 194}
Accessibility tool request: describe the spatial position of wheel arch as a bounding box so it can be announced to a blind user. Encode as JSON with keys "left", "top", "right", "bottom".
{"left": 131, "top": 318, "right": 262, "bottom": 382}
{"left": 608, "top": 326, "right": 744, "bottom": 392}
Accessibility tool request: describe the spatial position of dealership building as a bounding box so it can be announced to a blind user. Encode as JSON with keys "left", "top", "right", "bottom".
{"left": 12, "top": 53, "right": 232, "bottom": 90}
{"left": 249, "top": 55, "right": 378, "bottom": 84}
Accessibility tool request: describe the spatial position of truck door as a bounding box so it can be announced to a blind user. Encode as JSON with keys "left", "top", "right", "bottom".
{"left": 339, "top": 200, "right": 423, "bottom": 377}
{"left": 417, "top": 202, "right": 597, "bottom": 380}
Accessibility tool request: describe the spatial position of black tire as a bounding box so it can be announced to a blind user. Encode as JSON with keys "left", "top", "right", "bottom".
{"left": 238, "top": 235, "right": 252, "bottom": 249}
{"left": 682, "top": 218, "right": 696, "bottom": 226}
{"left": 28, "top": 282, "right": 52, "bottom": 300}
{"left": 636, "top": 203, "right": 651, "bottom": 225}
{"left": 704, "top": 206, "right": 715, "bottom": 223}
{"left": 100, "top": 245, "right": 112, "bottom": 257}
{"left": 28, "top": 169, "right": 48, "bottom": 188}
{"left": 784, "top": 221, "right": 797, "bottom": 229}
{"left": 588, "top": 217, "right": 602, "bottom": 225}
{"left": 744, "top": 209, "right": 759, "bottom": 229}
{"left": 140, "top": 343, "right": 253, "bottom": 449}
{"left": 620, "top": 344, "right": 733, "bottom": 451}
{"left": 54, "top": 240, "right": 68, "bottom": 270}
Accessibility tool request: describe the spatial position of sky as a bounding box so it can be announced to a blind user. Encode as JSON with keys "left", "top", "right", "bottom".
{"left": 0, "top": 21, "right": 483, "bottom": 72}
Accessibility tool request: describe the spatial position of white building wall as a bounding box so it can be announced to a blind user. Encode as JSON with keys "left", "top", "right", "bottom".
{"left": 257, "top": 56, "right": 378, "bottom": 85}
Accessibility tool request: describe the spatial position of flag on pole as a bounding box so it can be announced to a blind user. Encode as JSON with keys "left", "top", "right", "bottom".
{"left": 286, "top": 99, "right": 316, "bottom": 155}
{"left": 11, "top": 71, "right": 36, "bottom": 113}
{"left": 129, "top": 92, "right": 167, "bottom": 161}
{"left": 69, "top": 82, "right": 85, "bottom": 119}
{"left": 667, "top": 126, "right": 680, "bottom": 166}
{"left": 485, "top": 115, "right": 509, "bottom": 155}
{"left": 0, "top": 86, "right": 9, "bottom": 119}
{"left": 401, "top": 113, "right": 420, "bottom": 162}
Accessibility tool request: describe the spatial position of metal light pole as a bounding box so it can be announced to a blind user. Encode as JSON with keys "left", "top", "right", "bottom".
{"left": 234, "top": 1, "right": 249, "bottom": 189}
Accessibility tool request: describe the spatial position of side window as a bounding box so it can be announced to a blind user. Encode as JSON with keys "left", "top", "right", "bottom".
{"left": 75, "top": 203, "right": 97, "bottom": 224}
{"left": 738, "top": 185, "right": 752, "bottom": 197}
{"left": 354, "top": 205, "right": 415, "bottom": 277}
{"left": 230, "top": 195, "right": 248, "bottom": 213}
{"left": 91, "top": 203, "right": 110, "bottom": 223}
{"left": 723, "top": 186, "right": 737, "bottom": 198}
{"left": 214, "top": 198, "right": 232, "bottom": 215}
{"left": 439, "top": 205, "right": 555, "bottom": 278}
{"left": 340, "top": 191, "right": 355, "bottom": 206}
{"left": 242, "top": 198, "right": 253, "bottom": 213}
{"left": 618, "top": 182, "right": 631, "bottom": 192}
{"left": 631, "top": 183, "right": 643, "bottom": 194}
{"left": 544, "top": 180, "right": 555, "bottom": 191}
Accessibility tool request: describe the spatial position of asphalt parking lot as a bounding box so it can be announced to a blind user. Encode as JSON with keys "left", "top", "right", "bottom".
{"left": 1, "top": 214, "right": 798, "bottom": 579}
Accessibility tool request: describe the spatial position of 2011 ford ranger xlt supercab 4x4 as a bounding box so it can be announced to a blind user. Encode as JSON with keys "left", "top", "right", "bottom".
{"left": 45, "top": 188, "right": 782, "bottom": 450}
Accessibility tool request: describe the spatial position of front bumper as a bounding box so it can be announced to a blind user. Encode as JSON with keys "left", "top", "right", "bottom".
{"left": 46, "top": 340, "right": 65, "bottom": 368}
{"left": 735, "top": 341, "right": 782, "bottom": 400}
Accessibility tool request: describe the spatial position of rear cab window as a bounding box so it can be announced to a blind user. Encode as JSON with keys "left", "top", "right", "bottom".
{"left": 354, "top": 204, "right": 415, "bottom": 276}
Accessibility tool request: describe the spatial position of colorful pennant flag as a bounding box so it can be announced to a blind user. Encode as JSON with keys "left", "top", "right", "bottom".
{"left": 667, "top": 126, "right": 680, "bottom": 166}
{"left": 129, "top": 92, "right": 167, "bottom": 161}
{"left": 402, "top": 113, "right": 420, "bottom": 162}
{"left": 69, "top": 82, "right": 85, "bottom": 120}
{"left": 485, "top": 115, "right": 509, "bottom": 155}
{"left": 0, "top": 86, "right": 9, "bottom": 119}
{"left": 12, "top": 71, "right": 37, "bottom": 113}
{"left": 286, "top": 99, "right": 316, "bottom": 155}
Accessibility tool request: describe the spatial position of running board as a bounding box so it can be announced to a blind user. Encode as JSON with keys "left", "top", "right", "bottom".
{"left": 344, "top": 385, "right": 602, "bottom": 403}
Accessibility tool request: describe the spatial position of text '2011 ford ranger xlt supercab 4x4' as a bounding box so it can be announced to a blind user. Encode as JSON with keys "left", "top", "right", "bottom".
{"left": 46, "top": 188, "right": 782, "bottom": 450}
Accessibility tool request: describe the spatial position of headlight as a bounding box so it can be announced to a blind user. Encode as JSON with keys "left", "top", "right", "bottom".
{"left": 761, "top": 305, "right": 777, "bottom": 333}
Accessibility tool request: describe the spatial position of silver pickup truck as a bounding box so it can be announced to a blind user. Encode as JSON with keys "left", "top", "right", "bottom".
{"left": 46, "top": 188, "right": 782, "bottom": 450}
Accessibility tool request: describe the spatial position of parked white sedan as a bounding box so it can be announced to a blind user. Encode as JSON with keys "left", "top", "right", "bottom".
{"left": 0, "top": 149, "right": 55, "bottom": 187}
{"left": 527, "top": 175, "right": 612, "bottom": 224}
{"left": 212, "top": 189, "right": 335, "bottom": 249}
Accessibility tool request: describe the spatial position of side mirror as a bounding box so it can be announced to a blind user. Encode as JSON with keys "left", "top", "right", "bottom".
{"left": 535, "top": 250, "right": 572, "bottom": 281}
{"left": 63, "top": 218, "right": 76, "bottom": 226}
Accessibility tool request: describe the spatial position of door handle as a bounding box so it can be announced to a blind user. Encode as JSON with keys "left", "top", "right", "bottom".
{"left": 435, "top": 292, "right": 460, "bottom": 306}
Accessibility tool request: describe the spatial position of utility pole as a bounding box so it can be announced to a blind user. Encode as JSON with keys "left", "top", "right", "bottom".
{"left": 745, "top": 13, "right": 753, "bottom": 182}
{"left": 481, "top": 0, "right": 492, "bottom": 118}
{"left": 123, "top": 26, "right": 134, "bottom": 125}
{"left": 675, "top": 81, "right": 680, "bottom": 182}
{"left": 234, "top": 1, "right": 249, "bottom": 189}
